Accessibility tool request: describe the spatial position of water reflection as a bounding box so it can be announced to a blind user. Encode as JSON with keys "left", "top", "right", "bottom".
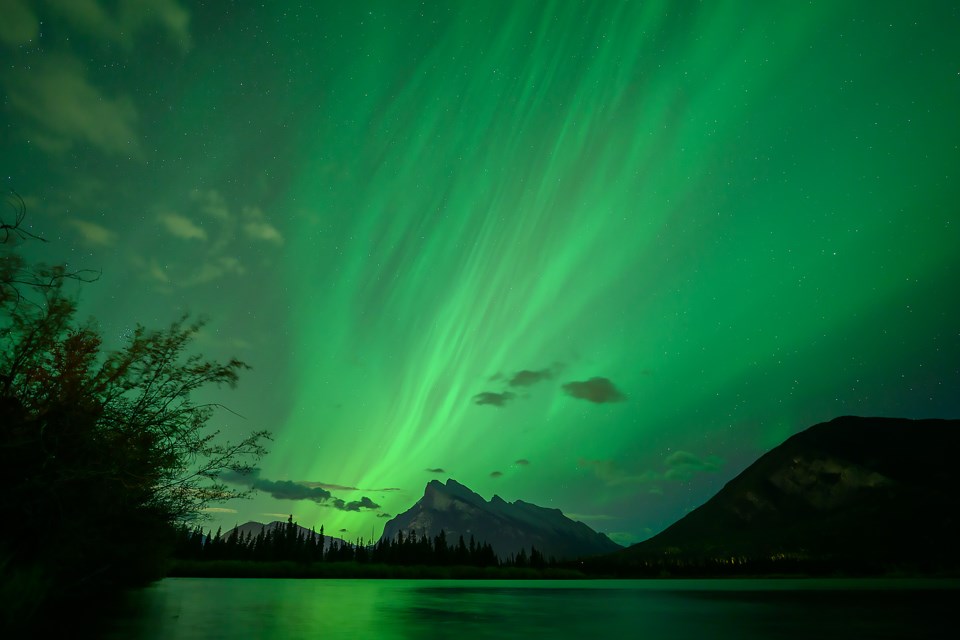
{"left": 84, "top": 578, "right": 954, "bottom": 639}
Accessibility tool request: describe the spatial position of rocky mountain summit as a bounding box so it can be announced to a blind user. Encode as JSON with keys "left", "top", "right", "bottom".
{"left": 380, "top": 478, "right": 621, "bottom": 560}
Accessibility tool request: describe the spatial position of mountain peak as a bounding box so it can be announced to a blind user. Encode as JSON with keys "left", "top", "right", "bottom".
{"left": 381, "top": 479, "right": 621, "bottom": 560}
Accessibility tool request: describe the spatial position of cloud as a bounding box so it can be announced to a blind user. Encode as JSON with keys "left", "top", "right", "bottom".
{"left": 472, "top": 365, "right": 564, "bottom": 406}
{"left": 191, "top": 188, "right": 230, "bottom": 220}
{"left": 377, "top": 513, "right": 392, "bottom": 518}
{"left": 300, "top": 482, "right": 358, "bottom": 492}
{"left": 184, "top": 193, "right": 284, "bottom": 245}
{"left": 514, "top": 459, "right": 530, "bottom": 466}
{"left": 66, "top": 219, "right": 116, "bottom": 246}
{"left": 222, "top": 469, "right": 381, "bottom": 511}
{"left": 579, "top": 450, "right": 723, "bottom": 486}
{"left": 45, "top": 0, "right": 192, "bottom": 52}
{"left": 184, "top": 256, "right": 245, "bottom": 285}
{"left": 663, "top": 450, "right": 723, "bottom": 481}
{"left": 339, "top": 528, "right": 348, "bottom": 533}
{"left": 561, "top": 377, "right": 626, "bottom": 403}
{"left": 147, "top": 260, "right": 171, "bottom": 284}
{"left": 243, "top": 220, "right": 284, "bottom": 245}
{"left": 222, "top": 469, "right": 332, "bottom": 503}
{"left": 489, "top": 471, "right": 503, "bottom": 478}
{"left": 138, "top": 189, "right": 284, "bottom": 289}
{"left": 425, "top": 468, "right": 446, "bottom": 474}
{"left": 4, "top": 54, "right": 141, "bottom": 156}
{"left": 578, "top": 458, "right": 657, "bottom": 486}
{"left": 123, "top": 0, "right": 192, "bottom": 50}
{"left": 472, "top": 391, "right": 515, "bottom": 407}
{"left": 201, "top": 507, "right": 238, "bottom": 514}
{"left": 565, "top": 513, "right": 618, "bottom": 522}
{"left": 331, "top": 496, "right": 380, "bottom": 512}
{"left": 158, "top": 212, "right": 207, "bottom": 240}
{"left": 242, "top": 206, "right": 283, "bottom": 245}
{"left": 508, "top": 368, "right": 553, "bottom": 387}
{"left": 0, "top": 0, "right": 38, "bottom": 47}
{"left": 300, "top": 481, "right": 402, "bottom": 493}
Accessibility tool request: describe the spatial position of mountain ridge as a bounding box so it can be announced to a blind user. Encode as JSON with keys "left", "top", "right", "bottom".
{"left": 605, "top": 415, "right": 960, "bottom": 572}
{"left": 380, "top": 478, "right": 622, "bottom": 560}
{"left": 223, "top": 520, "right": 352, "bottom": 547}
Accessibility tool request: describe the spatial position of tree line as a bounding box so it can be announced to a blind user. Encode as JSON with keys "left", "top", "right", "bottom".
{"left": 173, "top": 516, "right": 553, "bottom": 569}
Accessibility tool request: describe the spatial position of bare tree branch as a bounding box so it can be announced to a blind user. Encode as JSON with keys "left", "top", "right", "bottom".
{"left": 1, "top": 190, "right": 46, "bottom": 244}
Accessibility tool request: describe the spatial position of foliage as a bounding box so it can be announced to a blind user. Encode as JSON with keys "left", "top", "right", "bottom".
{"left": 167, "top": 559, "right": 585, "bottom": 580}
{"left": 171, "top": 516, "right": 547, "bottom": 571}
{"left": 0, "top": 195, "right": 270, "bottom": 621}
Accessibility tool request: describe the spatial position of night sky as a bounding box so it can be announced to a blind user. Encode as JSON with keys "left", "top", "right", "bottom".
{"left": 3, "top": 0, "right": 958, "bottom": 546}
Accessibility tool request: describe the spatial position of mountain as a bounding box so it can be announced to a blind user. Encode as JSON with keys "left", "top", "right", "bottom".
{"left": 224, "top": 520, "right": 349, "bottom": 546}
{"left": 380, "top": 478, "right": 622, "bottom": 560}
{"left": 611, "top": 416, "right": 960, "bottom": 571}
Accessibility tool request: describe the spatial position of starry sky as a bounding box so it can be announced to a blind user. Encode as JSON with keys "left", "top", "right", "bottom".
{"left": 2, "top": 0, "right": 958, "bottom": 546}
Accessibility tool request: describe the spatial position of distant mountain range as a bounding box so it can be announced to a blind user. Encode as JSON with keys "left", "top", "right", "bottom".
{"left": 607, "top": 416, "right": 960, "bottom": 572}
{"left": 380, "top": 478, "right": 622, "bottom": 560}
{"left": 224, "top": 520, "right": 350, "bottom": 546}
{"left": 225, "top": 416, "right": 959, "bottom": 574}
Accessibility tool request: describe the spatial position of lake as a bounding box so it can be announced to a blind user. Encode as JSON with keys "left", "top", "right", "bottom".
{"left": 88, "top": 578, "right": 954, "bottom": 639}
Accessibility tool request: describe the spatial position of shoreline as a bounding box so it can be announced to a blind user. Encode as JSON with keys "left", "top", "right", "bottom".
{"left": 166, "top": 559, "right": 960, "bottom": 581}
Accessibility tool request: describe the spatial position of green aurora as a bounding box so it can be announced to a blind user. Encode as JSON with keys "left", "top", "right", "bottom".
{"left": 2, "top": 0, "right": 958, "bottom": 545}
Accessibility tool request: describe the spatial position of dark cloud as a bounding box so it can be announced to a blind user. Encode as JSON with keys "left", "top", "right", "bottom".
{"left": 472, "top": 391, "right": 515, "bottom": 407}
{"left": 490, "top": 471, "right": 503, "bottom": 478}
{"left": 300, "top": 482, "right": 402, "bottom": 493}
{"left": 474, "top": 364, "right": 562, "bottom": 405}
{"left": 339, "top": 528, "right": 348, "bottom": 533}
{"left": 377, "top": 513, "right": 392, "bottom": 518}
{"left": 300, "top": 482, "right": 357, "bottom": 491}
{"left": 425, "top": 468, "right": 446, "bottom": 474}
{"left": 508, "top": 368, "right": 553, "bottom": 387}
{"left": 221, "top": 469, "right": 332, "bottom": 503}
{"left": 514, "top": 459, "right": 530, "bottom": 466}
{"left": 561, "top": 377, "right": 626, "bottom": 403}
{"left": 222, "top": 469, "right": 380, "bottom": 510}
{"left": 331, "top": 496, "right": 380, "bottom": 511}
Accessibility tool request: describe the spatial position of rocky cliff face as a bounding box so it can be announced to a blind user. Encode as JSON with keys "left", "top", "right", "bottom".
{"left": 380, "top": 479, "right": 621, "bottom": 560}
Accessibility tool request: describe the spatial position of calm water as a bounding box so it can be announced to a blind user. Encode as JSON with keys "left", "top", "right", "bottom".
{"left": 86, "top": 578, "right": 954, "bottom": 639}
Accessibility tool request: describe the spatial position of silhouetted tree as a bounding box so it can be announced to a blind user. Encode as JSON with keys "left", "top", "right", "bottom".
{"left": 514, "top": 548, "right": 529, "bottom": 568}
{"left": 455, "top": 534, "right": 468, "bottom": 565}
{"left": 529, "top": 546, "right": 545, "bottom": 569}
{"left": 0, "top": 198, "right": 270, "bottom": 622}
{"left": 433, "top": 529, "right": 448, "bottom": 565}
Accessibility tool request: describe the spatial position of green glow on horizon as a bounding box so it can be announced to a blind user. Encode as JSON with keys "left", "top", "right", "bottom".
{"left": 2, "top": 1, "right": 957, "bottom": 543}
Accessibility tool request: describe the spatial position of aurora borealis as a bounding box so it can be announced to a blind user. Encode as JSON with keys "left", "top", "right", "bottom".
{"left": 2, "top": 1, "right": 958, "bottom": 545}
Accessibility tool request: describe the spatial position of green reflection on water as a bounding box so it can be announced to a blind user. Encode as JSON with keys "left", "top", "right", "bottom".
{"left": 95, "top": 578, "right": 956, "bottom": 640}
